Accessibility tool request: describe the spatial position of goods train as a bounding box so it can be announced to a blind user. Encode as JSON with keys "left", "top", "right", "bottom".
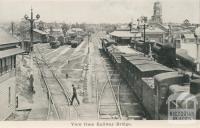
{"left": 71, "top": 36, "right": 83, "bottom": 48}
{"left": 48, "top": 32, "right": 85, "bottom": 49}
{"left": 101, "top": 38, "right": 200, "bottom": 120}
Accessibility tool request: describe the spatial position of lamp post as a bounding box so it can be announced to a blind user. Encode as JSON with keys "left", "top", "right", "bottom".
{"left": 24, "top": 8, "right": 40, "bottom": 53}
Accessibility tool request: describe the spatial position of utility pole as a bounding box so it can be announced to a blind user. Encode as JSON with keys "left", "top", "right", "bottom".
{"left": 11, "top": 22, "right": 14, "bottom": 36}
{"left": 88, "top": 31, "right": 90, "bottom": 54}
{"left": 140, "top": 16, "right": 148, "bottom": 56}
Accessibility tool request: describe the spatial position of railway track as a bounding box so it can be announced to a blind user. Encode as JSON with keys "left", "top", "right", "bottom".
{"left": 92, "top": 33, "right": 122, "bottom": 120}
{"left": 97, "top": 59, "right": 122, "bottom": 119}
{"left": 94, "top": 32, "right": 146, "bottom": 120}
{"left": 33, "top": 46, "right": 79, "bottom": 120}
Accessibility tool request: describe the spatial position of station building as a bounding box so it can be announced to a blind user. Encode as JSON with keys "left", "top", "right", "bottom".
{"left": 109, "top": 30, "right": 136, "bottom": 45}
{"left": 0, "top": 29, "right": 24, "bottom": 120}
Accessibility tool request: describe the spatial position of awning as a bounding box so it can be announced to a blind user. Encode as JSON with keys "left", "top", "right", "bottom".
{"left": 0, "top": 48, "right": 25, "bottom": 59}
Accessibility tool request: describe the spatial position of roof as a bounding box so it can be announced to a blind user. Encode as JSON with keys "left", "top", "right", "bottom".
{"left": 47, "top": 28, "right": 62, "bottom": 32}
{"left": 33, "top": 29, "right": 48, "bottom": 35}
{"left": 71, "top": 28, "right": 84, "bottom": 32}
{"left": 154, "top": 72, "right": 183, "bottom": 82}
{"left": 176, "top": 49, "right": 195, "bottom": 62}
{"left": 102, "top": 37, "right": 116, "bottom": 44}
{"left": 0, "top": 47, "right": 25, "bottom": 59}
{"left": 124, "top": 55, "right": 147, "bottom": 61}
{"left": 135, "top": 62, "right": 173, "bottom": 72}
{"left": 145, "top": 27, "right": 166, "bottom": 34}
{"left": 115, "top": 46, "right": 139, "bottom": 54}
{"left": 0, "top": 29, "right": 20, "bottom": 45}
{"left": 167, "top": 92, "right": 197, "bottom": 102}
{"left": 130, "top": 59, "right": 156, "bottom": 65}
{"left": 110, "top": 31, "right": 135, "bottom": 38}
{"left": 182, "top": 33, "right": 195, "bottom": 39}
{"left": 169, "top": 84, "right": 190, "bottom": 93}
{"left": 126, "top": 55, "right": 173, "bottom": 72}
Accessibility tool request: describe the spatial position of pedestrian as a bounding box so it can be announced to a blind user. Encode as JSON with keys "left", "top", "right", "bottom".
{"left": 29, "top": 74, "right": 35, "bottom": 93}
{"left": 70, "top": 84, "right": 80, "bottom": 105}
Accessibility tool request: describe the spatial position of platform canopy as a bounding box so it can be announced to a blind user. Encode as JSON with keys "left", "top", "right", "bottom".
{"left": 109, "top": 31, "right": 136, "bottom": 38}
{"left": 0, "top": 48, "right": 25, "bottom": 59}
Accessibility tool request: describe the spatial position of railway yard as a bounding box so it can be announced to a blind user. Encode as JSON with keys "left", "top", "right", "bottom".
{"left": 1, "top": 1, "right": 200, "bottom": 122}
{"left": 7, "top": 31, "right": 145, "bottom": 120}
{"left": 5, "top": 28, "right": 200, "bottom": 121}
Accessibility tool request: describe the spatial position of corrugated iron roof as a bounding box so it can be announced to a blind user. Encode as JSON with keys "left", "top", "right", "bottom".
{"left": 110, "top": 31, "right": 135, "bottom": 38}
{"left": 0, "top": 47, "right": 25, "bottom": 58}
{"left": 0, "top": 29, "right": 19, "bottom": 45}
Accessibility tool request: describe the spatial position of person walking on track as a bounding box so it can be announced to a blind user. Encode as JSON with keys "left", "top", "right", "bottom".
{"left": 70, "top": 84, "right": 80, "bottom": 105}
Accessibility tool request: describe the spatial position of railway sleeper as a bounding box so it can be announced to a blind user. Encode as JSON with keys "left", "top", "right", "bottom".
{"left": 100, "top": 114, "right": 120, "bottom": 119}
{"left": 100, "top": 109, "right": 118, "bottom": 115}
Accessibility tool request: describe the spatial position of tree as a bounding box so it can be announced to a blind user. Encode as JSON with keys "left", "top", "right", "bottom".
{"left": 17, "top": 19, "right": 30, "bottom": 39}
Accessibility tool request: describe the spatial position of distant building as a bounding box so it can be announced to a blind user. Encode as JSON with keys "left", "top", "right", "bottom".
{"left": 144, "top": 26, "right": 167, "bottom": 43}
{"left": 109, "top": 30, "right": 136, "bottom": 44}
{"left": 33, "top": 29, "right": 49, "bottom": 43}
{"left": 181, "top": 33, "right": 196, "bottom": 43}
{"left": 150, "top": 1, "right": 163, "bottom": 24}
{"left": 71, "top": 28, "right": 85, "bottom": 36}
{"left": 47, "top": 28, "right": 63, "bottom": 37}
{"left": 0, "top": 29, "right": 24, "bottom": 120}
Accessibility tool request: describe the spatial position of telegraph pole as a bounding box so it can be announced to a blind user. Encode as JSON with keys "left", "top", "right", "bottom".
{"left": 11, "top": 22, "right": 14, "bottom": 36}
{"left": 88, "top": 31, "right": 90, "bottom": 54}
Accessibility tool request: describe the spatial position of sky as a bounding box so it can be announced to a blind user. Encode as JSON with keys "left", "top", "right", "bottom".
{"left": 0, "top": 0, "right": 200, "bottom": 24}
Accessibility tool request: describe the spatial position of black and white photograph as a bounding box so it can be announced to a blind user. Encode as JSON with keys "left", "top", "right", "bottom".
{"left": 0, "top": 0, "right": 200, "bottom": 124}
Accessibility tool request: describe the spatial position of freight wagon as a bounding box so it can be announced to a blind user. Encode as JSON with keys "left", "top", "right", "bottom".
{"left": 101, "top": 38, "right": 200, "bottom": 120}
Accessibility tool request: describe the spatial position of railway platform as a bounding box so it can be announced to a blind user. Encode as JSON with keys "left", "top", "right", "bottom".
{"left": 27, "top": 60, "right": 48, "bottom": 120}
